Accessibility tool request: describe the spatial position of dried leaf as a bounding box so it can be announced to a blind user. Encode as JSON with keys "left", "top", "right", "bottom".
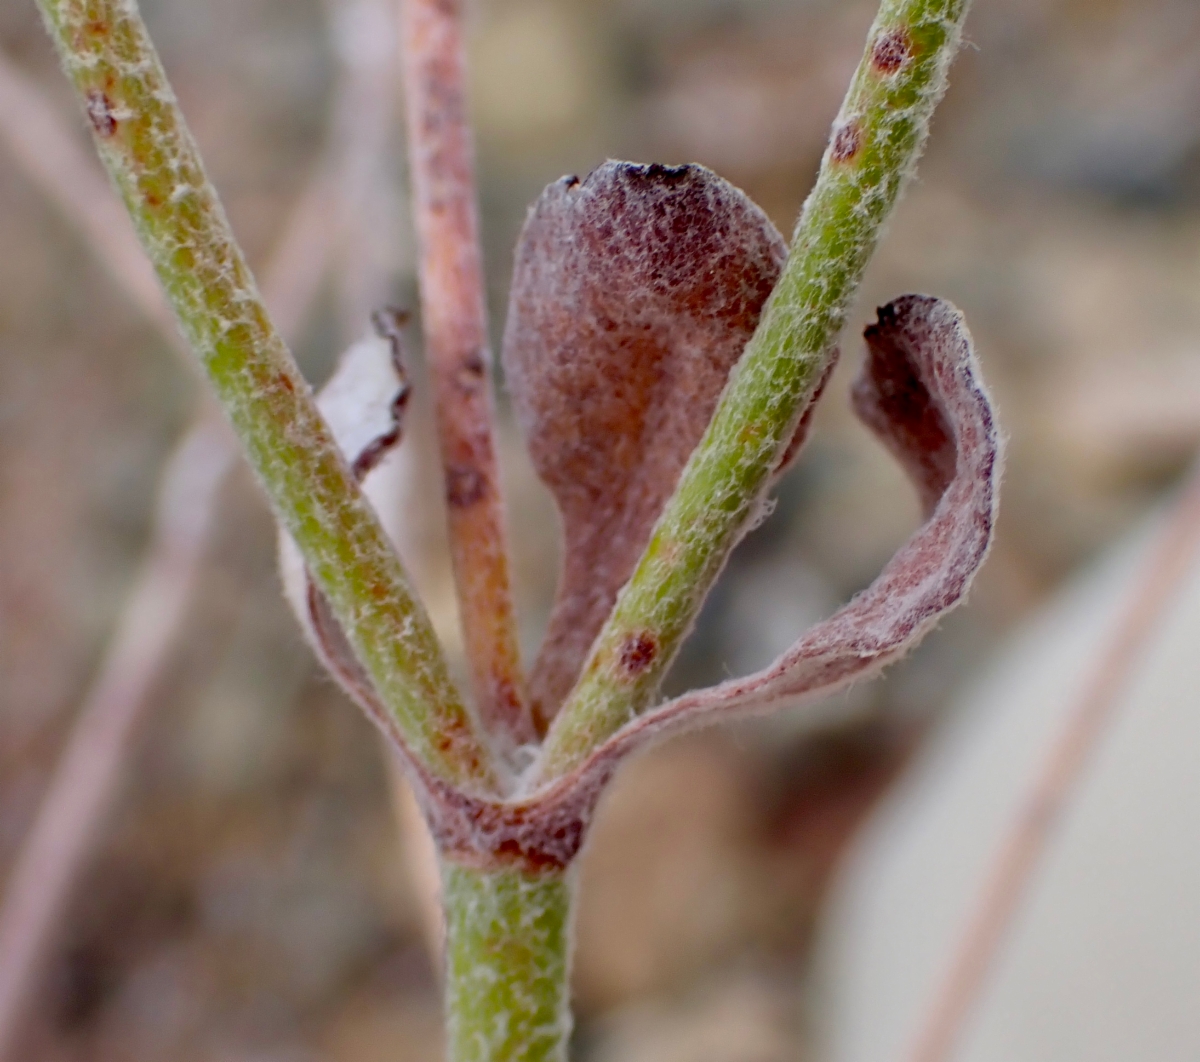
{"left": 502, "top": 160, "right": 789, "bottom": 726}
{"left": 416, "top": 295, "right": 1000, "bottom": 872}
{"left": 278, "top": 311, "right": 411, "bottom": 741}
{"left": 568, "top": 295, "right": 1000, "bottom": 771}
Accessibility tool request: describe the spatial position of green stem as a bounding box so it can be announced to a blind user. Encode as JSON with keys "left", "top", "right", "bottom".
{"left": 537, "top": 0, "right": 973, "bottom": 781}
{"left": 442, "top": 863, "right": 574, "bottom": 1062}
{"left": 34, "top": 0, "right": 497, "bottom": 792}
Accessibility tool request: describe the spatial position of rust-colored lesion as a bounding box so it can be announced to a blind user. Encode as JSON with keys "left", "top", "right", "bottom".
{"left": 830, "top": 120, "right": 864, "bottom": 163}
{"left": 399, "top": 0, "right": 534, "bottom": 753}
{"left": 618, "top": 631, "right": 658, "bottom": 676}
{"left": 870, "top": 27, "right": 913, "bottom": 74}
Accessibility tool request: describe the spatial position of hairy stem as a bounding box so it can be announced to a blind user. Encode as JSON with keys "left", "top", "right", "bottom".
{"left": 400, "top": 0, "right": 534, "bottom": 753}
{"left": 34, "top": 0, "right": 497, "bottom": 793}
{"left": 0, "top": 43, "right": 176, "bottom": 342}
{"left": 442, "top": 862, "right": 573, "bottom": 1062}
{"left": 537, "top": 0, "right": 973, "bottom": 780}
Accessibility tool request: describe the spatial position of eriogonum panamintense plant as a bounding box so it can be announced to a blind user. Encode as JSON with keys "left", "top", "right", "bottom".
{"left": 34, "top": 0, "right": 998, "bottom": 1059}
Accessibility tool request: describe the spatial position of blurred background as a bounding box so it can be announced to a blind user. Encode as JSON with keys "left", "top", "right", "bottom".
{"left": 3, "top": 0, "right": 1200, "bottom": 1059}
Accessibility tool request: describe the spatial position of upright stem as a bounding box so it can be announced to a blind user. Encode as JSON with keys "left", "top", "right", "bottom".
{"left": 34, "top": 0, "right": 497, "bottom": 793}
{"left": 538, "top": 0, "right": 973, "bottom": 781}
{"left": 441, "top": 863, "right": 574, "bottom": 1062}
{"left": 400, "top": 0, "right": 534, "bottom": 753}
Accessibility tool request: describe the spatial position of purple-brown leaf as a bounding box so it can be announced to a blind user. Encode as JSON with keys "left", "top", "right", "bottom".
{"left": 370, "top": 295, "right": 1000, "bottom": 875}
{"left": 502, "top": 160, "right": 789, "bottom": 728}
{"left": 417, "top": 295, "right": 1001, "bottom": 873}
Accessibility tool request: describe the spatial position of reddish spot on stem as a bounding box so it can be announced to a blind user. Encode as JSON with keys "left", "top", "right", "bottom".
{"left": 446, "top": 465, "right": 487, "bottom": 508}
{"left": 618, "top": 631, "right": 658, "bottom": 675}
{"left": 433, "top": 713, "right": 477, "bottom": 764}
{"left": 830, "top": 121, "right": 863, "bottom": 164}
{"left": 871, "top": 28, "right": 912, "bottom": 74}
{"left": 456, "top": 350, "right": 486, "bottom": 391}
{"left": 85, "top": 91, "right": 117, "bottom": 138}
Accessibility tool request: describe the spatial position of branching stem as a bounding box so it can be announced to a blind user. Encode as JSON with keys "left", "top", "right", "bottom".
{"left": 34, "top": 0, "right": 977, "bottom": 1058}
{"left": 33, "top": 0, "right": 497, "bottom": 794}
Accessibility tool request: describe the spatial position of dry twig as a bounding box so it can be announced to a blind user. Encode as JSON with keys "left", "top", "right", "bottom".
{"left": 399, "top": 0, "right": 534, "bottom": 753}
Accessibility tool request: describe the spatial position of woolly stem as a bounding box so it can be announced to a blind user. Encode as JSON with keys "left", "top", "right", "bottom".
{"left": 537, "top": 0, "right": 974, "bottom": 780}
{"left": 441, "top": 862, "right": 574, "bottom": 1062}
{"left": 33, "top": 0, "right": 498, "bottom": 794}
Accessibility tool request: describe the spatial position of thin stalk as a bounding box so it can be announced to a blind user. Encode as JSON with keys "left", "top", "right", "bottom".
{"left": 34, "top": 0, "right": 498, "bottom": 794}
{"left": 442, "top": 862, "right": 573, "bottom": 1062}
{"left": 399, "top": 0, "right": 534, "bottom": 753}
{"left": 537, "top": 0, "right": 973, "bottom": 781}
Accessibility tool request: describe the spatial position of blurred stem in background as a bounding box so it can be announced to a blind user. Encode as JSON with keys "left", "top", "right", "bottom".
{"left": 0, "top": 416, "right": 232, "bottom": 1062}
{"left": 0, "top": 0, "right": 400, "bottom": 1053}
{"left": 29, "top": 0, "right": 972, "bottom": 1060}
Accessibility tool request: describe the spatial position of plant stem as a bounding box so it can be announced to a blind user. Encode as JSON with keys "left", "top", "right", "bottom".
{"left": 441, "top": 862, "right": 574, "bottom": 1062}
{"left": 537, "top": 0, "right": 973, "bottom": 781}
{"left": 34, "top": 0, "right": 498, "bottom": 793}
{"left": 0, "top": 43, "right": 176, "bottom": 343}
{"left": 400, "top": 0, "right": 534, "bottom": 753}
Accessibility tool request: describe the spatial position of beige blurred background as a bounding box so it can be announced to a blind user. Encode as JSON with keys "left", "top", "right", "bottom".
{"left": 2, "top": 0, "right": 1200, "bottom": 1059}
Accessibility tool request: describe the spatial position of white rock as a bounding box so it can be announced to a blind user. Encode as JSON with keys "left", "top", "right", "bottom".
{"left": 816, "top": 513, "right": 1200, "bottom": 1062}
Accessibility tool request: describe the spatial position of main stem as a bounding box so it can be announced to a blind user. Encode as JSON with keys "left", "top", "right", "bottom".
{"left": 442, "top": 863, "right": 574, "bottom": 1062}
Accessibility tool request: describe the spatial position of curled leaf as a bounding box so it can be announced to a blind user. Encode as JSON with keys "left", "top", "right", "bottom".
{"left": 338, "top": 295, "right": 1000, "bottom": 873}
{"left": 416, "top": 295, "right": 1000, "bottom": 873}
{"left": 502, "top": 160, "right": 790, "bottom": 726}
{"left": 278, "top": 311, "right": 412, "bottom": 739}
{"left": 273, "top": 285, "right": 998, "bottom": 876}
{"left": 559, "top": 294, "right": 1001, "bottom": 780}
